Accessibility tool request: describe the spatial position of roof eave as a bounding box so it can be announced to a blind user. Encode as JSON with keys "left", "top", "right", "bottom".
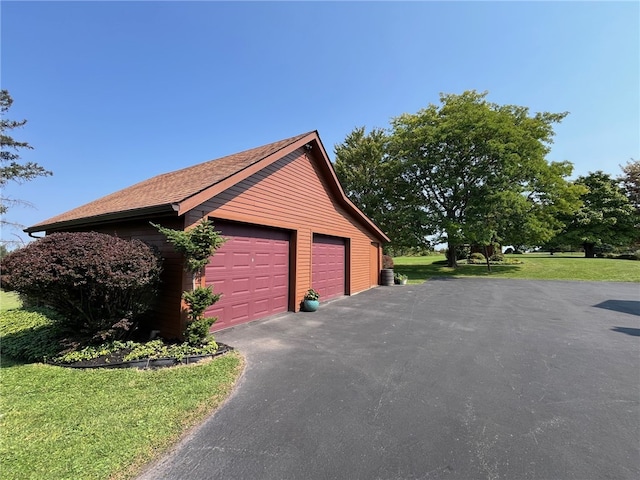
{"left": 24, "top": 204, "right": 178, "bottom": 234}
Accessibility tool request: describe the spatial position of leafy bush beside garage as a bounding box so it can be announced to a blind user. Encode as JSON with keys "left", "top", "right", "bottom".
{"left": 0, "top": 232, "right": 162, "bottom": 341}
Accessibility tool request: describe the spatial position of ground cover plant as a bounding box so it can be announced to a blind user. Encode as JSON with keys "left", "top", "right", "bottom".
{"left": 394, "top": 253, "right": 640, "bottom": 283}
{"left": 0, "top": 292, "right": 243, "bottom": 480}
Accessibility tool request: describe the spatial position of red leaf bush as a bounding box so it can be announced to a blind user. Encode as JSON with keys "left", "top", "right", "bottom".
{"left": 1, "top": 232, "right": 162, "bottom": 340}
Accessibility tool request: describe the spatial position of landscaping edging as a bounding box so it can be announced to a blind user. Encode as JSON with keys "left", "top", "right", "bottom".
{"left": 55, "top": 343, "right": 234, "bottom": 370}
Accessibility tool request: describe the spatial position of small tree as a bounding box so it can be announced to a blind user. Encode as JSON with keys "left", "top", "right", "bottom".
{"left": 152, "top": 219, "right": 226, "bottom": 344}
{"left": 1, "top": 90, "right": 52, "bottom": 246}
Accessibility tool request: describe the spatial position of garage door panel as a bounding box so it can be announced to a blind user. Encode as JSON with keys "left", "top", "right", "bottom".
{"left": 253, "top": 299, "right": 270, "bottom": 315}
{"left": 231, "top": 252, "right": 251, "bottom": 268}
{"left": 205, "top": 222, "right": 290, "bottom": 330}
{"left": 255, "top": 252, "right": 271, "bottom": 267}
{"left": 231, "top": 277, "right": 250, "bottom": 294}
{"left": 231, "top": 304, "right": 249, "bottom": 322}
{"left": 312, "top": 235, "right": 345, "bottom": 301}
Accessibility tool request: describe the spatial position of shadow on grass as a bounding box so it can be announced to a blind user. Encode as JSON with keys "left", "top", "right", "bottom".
{"left": 395, "top": 263, "right": 522, "bottom": 282}
{"left": 0, "top": 356, "right": 23, "bottom": 368}
{"left": 0, "top": 316, "right": 65, "bottom": 367}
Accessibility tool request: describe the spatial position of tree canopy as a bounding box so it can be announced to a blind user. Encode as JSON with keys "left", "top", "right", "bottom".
{"left": 334, "top": 91, "right": 581, "bottom": 264}
{"left": 619, "top": 159, "right": 640, "bottom": 212}
{"left": 334, "top": 127, "right": 429, "bottom": 254}
{"left": 551, "top": 171, "right": 638, "bottom": 257}
{"left": 389, "top": 91, "right": 578, "bottom": 265}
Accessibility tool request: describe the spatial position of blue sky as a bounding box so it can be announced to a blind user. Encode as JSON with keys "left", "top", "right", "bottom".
{"left": 1, "top": 1, "right": 638, "bottom": 244}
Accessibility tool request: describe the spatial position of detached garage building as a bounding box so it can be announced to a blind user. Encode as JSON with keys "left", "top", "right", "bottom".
{"left": 26, "top": 131, "right": 389, "bottom": 337}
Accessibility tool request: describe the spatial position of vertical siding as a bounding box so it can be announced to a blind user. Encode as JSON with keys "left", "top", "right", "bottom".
{"left": 369, "top": 242, "right": 382, "bottom": 287}
{"left": 185, "top": 148, "right": 381, "bottom": 310}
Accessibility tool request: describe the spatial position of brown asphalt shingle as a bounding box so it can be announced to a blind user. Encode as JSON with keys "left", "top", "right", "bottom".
{"left": 28, "top": 131, "right": 314, "bottom": 231}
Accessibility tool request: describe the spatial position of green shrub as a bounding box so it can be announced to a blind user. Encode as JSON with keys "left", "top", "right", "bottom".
{"left": 490, "top": 253, "right": 505, "bottom": 262}
{"left": 468, "top": 252, "right": 486, "bottom": 264}
{"left": 182, "top": 286, "right": 220, "bottom": 345}
{"left": 184, "top": 318, "right": 217, "bottom": 346}
{"left": 152, "top": 219, "right": 225, "bottom": 272}
{"left": 445, "top": 245, "right": 470, "bottom": 261}
{"left": 154, "top": 220, "right": 225, "bottom": 345}
{"left": 182, "top": 286, "right": 220, "bottom": 322}
{"left": 1, "top": 232, "right": 162, "bottom": 341}
{"left": 615, "top": 253, "right": 640, "bottom": 261}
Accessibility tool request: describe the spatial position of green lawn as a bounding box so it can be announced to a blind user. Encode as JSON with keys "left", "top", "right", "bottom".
{"left": 0, "top": 293, "right": 244, "bottom": 480}
{"left": 0, "top": 291, "right": 22, "bottom": 311}
{"left": 394, "top": 253, "right": 640, "bottom": 283}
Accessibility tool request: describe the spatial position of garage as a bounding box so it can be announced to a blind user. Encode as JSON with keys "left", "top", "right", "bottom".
{"left": 26, "top": 131, "right": 389, "bottom": 338}
{"left": 312, "top": 234, "right": 346, "bottom": 301}
{"left": 205, "top": 222, "right": 290, "bottom": 331}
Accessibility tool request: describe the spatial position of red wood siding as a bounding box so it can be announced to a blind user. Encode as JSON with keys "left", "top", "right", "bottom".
{"left": 205, "top": 222, "right": 290, "bottom": 330}
{"left": 185, "top": 146, "right": 381, "bottom": 311}
{"left": 312, "top": 235, "right": 345, "bottom": 300}
{"left": 370, "top": 242, "right": 380, "bottom": 287}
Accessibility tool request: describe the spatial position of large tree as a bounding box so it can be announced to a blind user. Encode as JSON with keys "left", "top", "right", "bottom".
{"left": 553, "top": 171, "right": 637, "bottom": 257}
{"left": 1, "top": 90, "right": 52, "bottom": 225}
{"left": 334, "top": 126, "right": 429, "bottom": 253}
{"left": 388, "top": 90, "right": 576, "bottom": 266}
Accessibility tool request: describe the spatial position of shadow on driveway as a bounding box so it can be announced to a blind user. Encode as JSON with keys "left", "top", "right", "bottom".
{"left": 611, "top": 326, "right": 640, "bottom": 336}
{"left": 594, "top": 299, "right": 640, "bottom": 316}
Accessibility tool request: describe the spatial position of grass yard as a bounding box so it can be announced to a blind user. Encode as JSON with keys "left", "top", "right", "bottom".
{"left": 394, "top": 253, "right": 640, "bottom": 283}
{"left": 0, "top": 292, "right": 244, "bottom": 480}
{"left": 0, "top": 291, "right": 22, "bottom": 311}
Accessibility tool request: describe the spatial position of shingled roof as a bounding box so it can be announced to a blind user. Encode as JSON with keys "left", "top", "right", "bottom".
{"left": 26, "top": 131, "right": 389, "bottom": 241}
{"left": 26, "top": 131, "right": 316, "bottom": 233}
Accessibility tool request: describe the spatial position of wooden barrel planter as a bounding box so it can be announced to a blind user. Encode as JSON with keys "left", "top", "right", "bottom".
{"left": 381, "top": 268, "right": 394, "bottom": 286}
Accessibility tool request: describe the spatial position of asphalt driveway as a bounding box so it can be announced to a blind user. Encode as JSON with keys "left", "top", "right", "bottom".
{"left": 138, "top": 279, "right": 640, "bottom": 480}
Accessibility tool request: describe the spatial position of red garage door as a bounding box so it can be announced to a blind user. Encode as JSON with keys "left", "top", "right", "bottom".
{"left": 312, "top": 234, "right": 345, "bottom": 301}
{"left": 205, "top": 222, "right": 289, "bottom": 331}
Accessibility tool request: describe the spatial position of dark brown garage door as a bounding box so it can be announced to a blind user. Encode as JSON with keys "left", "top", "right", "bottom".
{"left": 205, "top": 222, "right": 289, "bottom": 331}
{"left": 312, "top": 234, "right": 345, "bottom": 301}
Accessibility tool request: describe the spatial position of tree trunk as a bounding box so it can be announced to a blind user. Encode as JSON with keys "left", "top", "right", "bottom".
{"left": 447, "top": 241, "right": 458, "bottom": 268}
{"left": 583, "top": 243, "right": 596, "bottom": 258}
{"left": 484, "top": 245, "right": 492, "bottom": 273}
